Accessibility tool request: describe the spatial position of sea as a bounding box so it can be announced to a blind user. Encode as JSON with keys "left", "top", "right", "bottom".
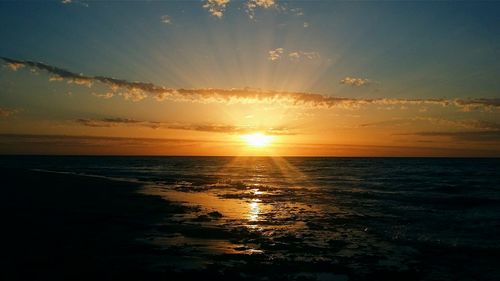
{"left": 2, "top": 156, "right": 500, "bottom": 280}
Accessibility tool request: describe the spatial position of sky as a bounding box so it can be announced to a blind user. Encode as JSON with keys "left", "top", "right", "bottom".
{"left": 0, "top": 0, "right": 499, "bottom": 156}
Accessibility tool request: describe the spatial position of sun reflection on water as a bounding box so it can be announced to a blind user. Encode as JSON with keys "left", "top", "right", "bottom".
{"left": 145, "top": 157, "right": 320, "bottom": 233}
{"left": 141, "top": 157, "right": 336, "bottom": 257}
{"left": 248, "top": 198, "right": 261, "bottom": 222}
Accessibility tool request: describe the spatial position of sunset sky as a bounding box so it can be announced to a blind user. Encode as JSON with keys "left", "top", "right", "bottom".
{"left": 0, "top": 0, "right": 499, "bottom": 156}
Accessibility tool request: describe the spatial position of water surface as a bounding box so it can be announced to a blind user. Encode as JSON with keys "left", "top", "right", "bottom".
{"left": 3, "top": 156, "right": 499, "bottom": 280}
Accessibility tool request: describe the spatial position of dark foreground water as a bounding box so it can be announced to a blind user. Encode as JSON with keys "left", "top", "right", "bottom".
{"left": 2, "top": 156, "right": 500, "bottom": 280}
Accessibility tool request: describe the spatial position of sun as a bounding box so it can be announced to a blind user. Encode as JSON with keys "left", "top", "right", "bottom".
{"left": 242, "top": 133, "right": 273, "bottom": 148}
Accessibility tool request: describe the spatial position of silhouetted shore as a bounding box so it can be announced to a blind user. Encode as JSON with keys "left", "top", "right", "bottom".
{"left": 0, "top": 168, "right": 188, "bottom": 281}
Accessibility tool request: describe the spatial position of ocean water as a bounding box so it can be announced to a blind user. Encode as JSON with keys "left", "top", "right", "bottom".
{"left": 3, "top": 156, "right": 500, "bottom": 280}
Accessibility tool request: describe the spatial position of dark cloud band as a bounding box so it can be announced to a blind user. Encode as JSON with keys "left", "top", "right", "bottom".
{"left": 2, "top": 56, "right": 499, "bottom": 111}
{"left": 74, "top": 118, "right": 295, "bottom": 135}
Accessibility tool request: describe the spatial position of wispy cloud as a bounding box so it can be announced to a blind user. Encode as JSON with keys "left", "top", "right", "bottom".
{"left": 0, "top": 133, "right": 215, "bottom": 155}
{"left": 361, "top": 117, "right": 500, "bottom": 131}
{"left": 288, "top": 51, "right": 320, "bottom": 61}
{"left": 121, "top": 89, "right": 148, "bottom": 102}
{"left": 4, "top": 62, "right": 24, "bottom": 71}
{"left": 269, "top": 48, "right": 320, "bottom": 62}
{"left": 202, "top": 0, "right": 294, "bottom": 20}
{"left": 340, "top": 77, "right": 371, "bottom": 87}
{"left": 0, "top": 133, "right": 196, "bottom": 146}
{"left": 289, "top": 7, "right": 303, "bottom": 16}
{"left": 268, "top": 48, "right": 284, "bottom": 61}
{"left": 75, "top": 117, "right": 295, "bottom": 135}
{"left": 427, "top": 119, "right": 500, "bottom": 130}
{"left": 454, "top": 98, "right": 500, "bottom": 112}
{"left": 462, "top": 120, "right": 500, "bottom": 130}
{"left": 75, "top": 118, "right": 141, "bottom": 128}
{"left": 2, "top": 57, "right": 499, "bottom": 111}
{"left": 92, "top": 92, "right": 114, "bottom": 99}
{"left": 161, "top": 15, "right": 172, "bottom": 24}
{"left": 203, "top": 0, "right": 230, "bottom": 18}
{"left": 407, "top": 131, "right": 500, "bottom": 142}
{"left": 0, "top": 108, "right": 19, "bottom": 117}
{"left": 384, "top": 118, "right": 500, "bottom": 142}
{"left": 245, "top": 0, "right": 276, "bottom": 19}
{"left": 272, "top": 2, "right": 305, "bottom": 18}
{"left": 60, "top": 0, "right": 88, "bottom": 7}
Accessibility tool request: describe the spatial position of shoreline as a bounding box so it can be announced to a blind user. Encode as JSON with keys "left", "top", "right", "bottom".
{"left": 2, "top": 164, "right": 499, "bottom": 281}
{"left": 0, "top": 168, "right": 186, "bottom": 281}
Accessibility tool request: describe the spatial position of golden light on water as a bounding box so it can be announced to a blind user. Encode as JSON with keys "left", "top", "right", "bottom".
{"left": 242, "top": 133, "right": 273, "bottom": 148}
{"left": 248, "top": 199, "right": 261, "bottom": 222}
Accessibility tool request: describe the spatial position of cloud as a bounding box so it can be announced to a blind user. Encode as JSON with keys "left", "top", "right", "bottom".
{"left": 288, "top": 52, "right": 300, "bottom": 60}
{"left": 387, "top": 118, "right": 500, "bottom": 142}
{"left": 274, "top": 3, "right": 305, "bottom": 18}
{"left": 60, "top": 0, "right": 88, "bottom": 7}
{"left": 454, "top": 98, "right": 500, "bottom": 112}
{"left": 360, "top": 118, "right": 417, "bottom": 128}
{"left": 340, "top": 77, "right": 371, "bottom": 87}
{"left": 121, "top": 88, "right": 148, "bottom": 102}
{"left": 245, "top": 0, "right": 276, "bottom": 19}
{"left": 2, "top": 57, "right": 499, "bottom": 111}
{"left": 201, "top": 0, "right": 289, "bottom": 20}
{"left": 67, "top": 77, "right": 93, "bottom": 87}
{"left": 4, "top": 62, "right": 24, "bottom": 71}
{"left": 0, "top": 133, "right": 214, "bottom": 155}
{"left": 269, "top": 48, "right": 320, "bottom": 61}
{"left": 250, "top": 0, "right": 275, "bottom": 8}
{"left": 288, "top": 51, "right": 320, "bottom": 61}
{"left": 268, "top": 48, "right": 284, "bottom": 61}
{"left": 74, "top": 117, "right": 295, "bottom": 135}
{"left": 49, "top": 75, "right": 64, "bottom": 81}
{"left": 92, "top": 92, "right": 114, "bottom": 99}
{"left": 289, "top": 7, "right": 303, "bottom": 16}
{"left": 407, "top": 131, "right": 500, "bottom": 142}
{"left": 161, "top": 15, "right": 172, "bottom": 24}
{"left": 361, "top": 117, "right": 500, "bottom": 130}
{"left": 463, "top": 120, "right": 500, "bottom": 130}
{"left": 0, "top": 108, "right": 18, "bottom": 117}
{"left": 75, "top": 118, "right": 141, "bottom": 127}
{"left": 0, "top": 133, "right": 183, "bottom": 145}
{"left": 203, "top": 0, "right": 230, "bottom": 18}
{"left": 2, "top": 56, "right": 94, "bottom": 85}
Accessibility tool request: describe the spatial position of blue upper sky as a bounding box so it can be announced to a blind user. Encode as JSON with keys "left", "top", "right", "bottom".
{"left": 1, "top": 0, "right": 499, "bottom": 99}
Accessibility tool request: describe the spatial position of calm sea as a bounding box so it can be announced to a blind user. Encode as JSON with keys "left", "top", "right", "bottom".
{"left": 2, "top": 156, "right": 500, "bottom": 280}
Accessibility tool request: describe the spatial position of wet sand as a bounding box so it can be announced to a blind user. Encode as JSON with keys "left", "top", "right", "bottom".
{"left": 0, "top": 168, "right": 189, "bottom": 281}
{"left": 2, "top": 167, "right": 500, "bottom": 281}
{"left": 0, "top": 169, "right": 361, "bottom": 281}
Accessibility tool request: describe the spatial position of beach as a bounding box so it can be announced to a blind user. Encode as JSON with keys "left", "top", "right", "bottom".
{"left": 1, "top": 157, "right": 500, "bottom": 281}
{"left": 1, "top": 168, "right": 189, "bottom": 281}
